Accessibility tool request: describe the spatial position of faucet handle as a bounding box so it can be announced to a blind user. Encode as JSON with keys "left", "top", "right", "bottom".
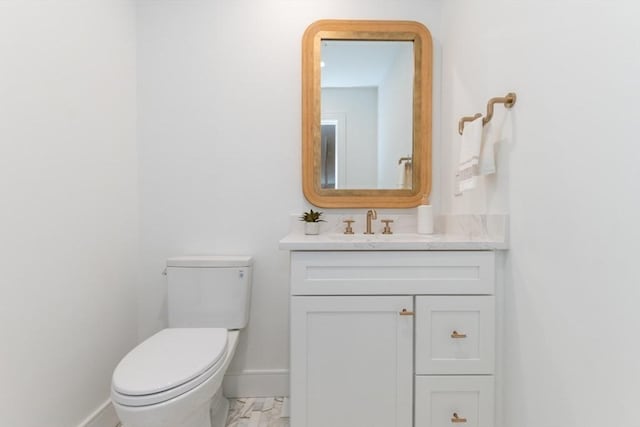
{"left": 381, "top": 219, "right": 394, "bottom": 235}
{"left": 343, "top": 219, "right": 355, "bottom": 235}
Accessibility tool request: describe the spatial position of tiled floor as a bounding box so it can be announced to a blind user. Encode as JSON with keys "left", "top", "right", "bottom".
{"left": 115, "top": 396, "right": 289, "bottom": 427}
{"left": 226, "top": 397, "right": 290, "bottom": 427}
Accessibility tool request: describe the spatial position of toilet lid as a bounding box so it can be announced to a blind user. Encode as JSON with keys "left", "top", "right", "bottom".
{"left": 112, "top": 328, "right": 228, "bottom": 396}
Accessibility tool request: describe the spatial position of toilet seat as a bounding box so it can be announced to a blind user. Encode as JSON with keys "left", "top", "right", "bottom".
{"left": 112, "top": 328, "right": 228, "bottom": 407}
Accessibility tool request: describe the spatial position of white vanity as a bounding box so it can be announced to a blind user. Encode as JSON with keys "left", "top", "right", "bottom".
{"left": 280, "top": 215, "right": 507, "bottom": 427}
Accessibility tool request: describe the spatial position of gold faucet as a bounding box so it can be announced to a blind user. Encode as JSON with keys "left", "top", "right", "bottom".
{"left": 364, "top": 209, "right": 377, "bottom": 234}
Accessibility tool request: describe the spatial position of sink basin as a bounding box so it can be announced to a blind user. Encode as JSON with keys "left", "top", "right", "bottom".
{"left": 326, "top": 233, "right": 440, "bottom": 243}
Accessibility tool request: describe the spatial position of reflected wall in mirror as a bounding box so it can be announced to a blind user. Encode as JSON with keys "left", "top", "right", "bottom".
{"left": 302, "top": 20, "right": 432, "bottom": 208}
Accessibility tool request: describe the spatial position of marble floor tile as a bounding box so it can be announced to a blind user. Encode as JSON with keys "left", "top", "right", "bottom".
{"left": 226, "top": 397, "right": 290, "bottom": 427}
{"left": 115, "top": 396, "right": 289, "bottom": 427}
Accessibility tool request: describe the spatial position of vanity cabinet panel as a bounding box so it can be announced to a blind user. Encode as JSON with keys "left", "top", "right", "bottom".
{"left": 415, "top": 296, "right": 495, "bottom": 375}
{"left": 290, "top": 296, "right": 414, "bottom": 427}
{"left": 414, "top": 376, "right": 495, "bottom": 427}
{"left": 290, "top": 251, "right": 495, "bottom": 295}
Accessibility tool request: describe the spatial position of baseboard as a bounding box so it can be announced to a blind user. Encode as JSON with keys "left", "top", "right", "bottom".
{"left": 223, "top": 369, "right": 289, "bottom": 397}
{"left": 77, "top": 399, "right": 120, "bottom": 427}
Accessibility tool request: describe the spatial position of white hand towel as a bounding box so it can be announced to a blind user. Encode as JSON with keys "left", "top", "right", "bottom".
{"left": 397, "top": 159, "right": 412, "bottom": 189}
{"left": 480, "top": 118, "right": 508, "bottom": 176}
{"left": 455, "top": 115, "right": 484, "bottom": 195}
{"left": 479, "top": 134, "right": 496, "bottom": 176}
{"left": 397, "top": 161, "right": 406, "bottom": 188}
{"left": 480, "top": 115, "right": 514, "bottom": 176}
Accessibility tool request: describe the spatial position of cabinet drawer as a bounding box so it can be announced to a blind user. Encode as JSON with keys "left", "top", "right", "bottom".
{"left": 415, "top": 296, "right": 495, "bottom": 374}
{"left": 290, "top": 251, "right": 495, "bottom": 295}
{"left": 415, "top": 376, "right": 494, "bottom": 427}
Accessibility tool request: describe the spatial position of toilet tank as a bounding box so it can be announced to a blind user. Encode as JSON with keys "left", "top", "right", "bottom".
{"left": 166, "top": 256, "right": 253, "bottom": 329}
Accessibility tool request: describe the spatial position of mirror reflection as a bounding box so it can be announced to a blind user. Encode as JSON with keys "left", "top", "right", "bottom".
{"left": 320, "top": 41, "right": 414, "bottom": 190}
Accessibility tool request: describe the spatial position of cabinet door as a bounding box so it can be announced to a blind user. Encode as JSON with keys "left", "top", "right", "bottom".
{"left": 415, "top": 376, "right": 494, "bottom": 427}
{"left": 291, "top": 296, "right": 414, "bottom": 427}
{"left": 415, "top": 296, "right": 495, "bottom": 374}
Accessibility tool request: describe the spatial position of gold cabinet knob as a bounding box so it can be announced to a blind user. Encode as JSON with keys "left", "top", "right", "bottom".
{"left": 451, "top": 413, "right": 467, "bottom": 423}
{"left": 451, "top": 330, "right": 467, "bottom": 338}
{"left": 399, "top": 308, "right": 414, "bottom": 316}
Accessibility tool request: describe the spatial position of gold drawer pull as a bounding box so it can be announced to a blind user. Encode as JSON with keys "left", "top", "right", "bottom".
{"left": 399, "top": 308, "right": 414, "bottom": 316}
{"left": 451, "top": 330, "right": 467, "bottom": 338}
{"left": 451, "top": 413, "right": 467, "bottom": 423}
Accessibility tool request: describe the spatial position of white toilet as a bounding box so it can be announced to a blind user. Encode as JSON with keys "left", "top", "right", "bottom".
{"left": 111, "top": 256, "right": 253, "bottom": 427}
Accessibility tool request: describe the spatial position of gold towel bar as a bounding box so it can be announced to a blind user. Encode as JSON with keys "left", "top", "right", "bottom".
{"left": 458, "top": 92, "right": 517, "bottom": 135}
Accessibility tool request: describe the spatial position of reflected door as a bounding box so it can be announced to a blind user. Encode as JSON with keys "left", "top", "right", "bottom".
{"left": 320, "top": 123, "right": 336, "bottom": 189}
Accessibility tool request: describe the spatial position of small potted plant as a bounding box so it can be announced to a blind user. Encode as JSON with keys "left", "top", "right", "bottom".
{"left": 300, "top": 209, "right": 325, "bottom": 235}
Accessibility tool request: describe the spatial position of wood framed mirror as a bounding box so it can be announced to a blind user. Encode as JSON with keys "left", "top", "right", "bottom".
{"left": 302, "top": 20, "right": 432, "bottom": 208}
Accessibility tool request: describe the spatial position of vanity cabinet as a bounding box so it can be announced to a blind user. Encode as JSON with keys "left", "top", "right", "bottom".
{"left": 289, "top": 250, "right": 497, "bottom": 427}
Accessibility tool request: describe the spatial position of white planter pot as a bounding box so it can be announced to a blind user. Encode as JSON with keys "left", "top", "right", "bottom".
{"left": 304, "top": 222, "right": 321, "bottom": 235}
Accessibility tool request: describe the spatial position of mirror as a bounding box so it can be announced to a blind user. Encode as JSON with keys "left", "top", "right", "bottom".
{"left": 321, "top": 40, "right": 414, "bottom": 190}
{"left": 302, "top": 20, "right": 432, "bottom": 208}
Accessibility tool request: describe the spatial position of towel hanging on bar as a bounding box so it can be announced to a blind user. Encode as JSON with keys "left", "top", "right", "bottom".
{"left": 397, "top": 156, "right": 412, "bottom": 189}
{"left": 455, "top": 115, "right": 484, "bottom": 195}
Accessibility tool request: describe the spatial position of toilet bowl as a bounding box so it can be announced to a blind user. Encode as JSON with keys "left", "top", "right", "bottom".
{"left": 112, "top": 329, "right": 239, "bottom": 427}
{"left": 111, "top": 255, "right": 253, "bottom": 427}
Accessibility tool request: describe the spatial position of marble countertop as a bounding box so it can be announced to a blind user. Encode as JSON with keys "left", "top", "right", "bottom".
{"left": 279, "top": 214, "right": 508, "bottom": 251}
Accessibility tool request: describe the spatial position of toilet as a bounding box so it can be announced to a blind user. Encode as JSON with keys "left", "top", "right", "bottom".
{"left": 111, "top": 256, "right": 253, "bottom": 427}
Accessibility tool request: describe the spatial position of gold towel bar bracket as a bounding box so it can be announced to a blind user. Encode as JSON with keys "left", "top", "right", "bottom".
{"left": 458, "top": 92, "right": 517, "bottom": 135}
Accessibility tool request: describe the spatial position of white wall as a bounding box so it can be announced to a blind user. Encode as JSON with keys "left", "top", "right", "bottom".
{"left": 378, "top": 44, "right": 414, "bottom": 188}
{"left": 441, "top": 1, "right": 640, "bottom": 426}
{"left": 135, "top": 0, "right": 443, "bottom": 395}
{"left": 322, "top": 87, "right": 378, "bottom": 188}
{"left": 0, "top": 1, "right": 139, "bottom": 426}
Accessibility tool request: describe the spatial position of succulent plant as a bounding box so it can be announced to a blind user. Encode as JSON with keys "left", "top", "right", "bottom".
{"left": 299, "top": 209, "right": 325, "bottom": 223}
